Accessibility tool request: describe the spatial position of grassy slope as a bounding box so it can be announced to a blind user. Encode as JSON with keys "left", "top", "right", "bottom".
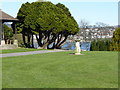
{"left": 0, "top": 48, "right": 47, "bottom": 54}
{"left": 2, "top": 51, "right": 118, "bottom": 88}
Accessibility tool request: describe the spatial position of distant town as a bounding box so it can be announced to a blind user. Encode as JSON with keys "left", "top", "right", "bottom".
{"left": 79, "top": 25, "right": 117, "bottom": 42}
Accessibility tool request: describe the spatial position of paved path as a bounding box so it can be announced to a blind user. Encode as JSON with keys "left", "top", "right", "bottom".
{"left": 0, "top": 50, "right": 67, "bottom": 58}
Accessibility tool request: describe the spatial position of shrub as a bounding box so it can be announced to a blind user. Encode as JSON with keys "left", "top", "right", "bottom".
{"left": 90, "top": 39, "right": 111, "bottom": 51}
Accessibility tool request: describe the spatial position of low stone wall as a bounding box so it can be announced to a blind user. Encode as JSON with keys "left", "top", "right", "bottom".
{"left": 0, "top": 45, "right": 18, "bottom": 50}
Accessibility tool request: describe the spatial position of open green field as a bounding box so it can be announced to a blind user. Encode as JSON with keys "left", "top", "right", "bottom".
{"left": 0, "top": 48, "right": 47, "bottom": 54}
{"left": 2, "top": 51, "right": 118, "bottom": 88}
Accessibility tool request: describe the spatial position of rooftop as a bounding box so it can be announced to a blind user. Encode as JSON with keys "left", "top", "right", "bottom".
{"left": 0, "top": 10, "right": 18, "bottom": 22}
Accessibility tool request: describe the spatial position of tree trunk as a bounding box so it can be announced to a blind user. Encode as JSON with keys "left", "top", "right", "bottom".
{"left": 36, "top": 35, "right": 40, "bottom": 46}
{"left": 27, "top": 34, "right": 31, "bottom": 48}
{"left": 22, "top": 33, "right": 27, "bottom": 47}
{"left": 42, "top": 42, "right": 49, "bottom": 49}
{"left": 31, "top": 33, "right": 34, "bottom": 48}
{"left": 39, "top": 31, "right": 43, "bottom": 47}
{"left": 48, "top": 34, "right": 57, "bottom": 49}
{"left": 55, "top": 34, "right": 63, "bottom": 47}
{"left": 56, "top": 35, "right": 68, "bottom": 49}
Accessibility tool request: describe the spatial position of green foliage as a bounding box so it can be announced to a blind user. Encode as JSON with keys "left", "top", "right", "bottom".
{"left": 90, "top": 39, "right": 111, "bottom": 51}
{"left": 110, "top": 28, "right": 120, "bottom": 51}
{"left": 56, "top": 3, "right": 79, "bottom": 34}
{"left": 56, "top": 3, "right": 71, "bottom": 17}
{"left": 4, "top": 24, "right": 13, "bottom": 40}
{"left": 17, "top": 2, "right": 79, "bottom": 48}
{"left": 16, "top": 2, "right": 31, "bottom": 33}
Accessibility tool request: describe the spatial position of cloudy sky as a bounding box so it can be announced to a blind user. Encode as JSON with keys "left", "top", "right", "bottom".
{"left": 1, "top": 0, "right": 119, "bottom": 26}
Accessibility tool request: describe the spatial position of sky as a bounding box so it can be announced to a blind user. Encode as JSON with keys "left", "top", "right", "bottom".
{"left": 0, "top": 0, "right": 118, "bottom": 26}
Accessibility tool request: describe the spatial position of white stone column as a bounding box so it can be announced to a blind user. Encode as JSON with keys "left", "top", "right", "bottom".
{"left": 13, "top": 40, "right": 18, "bottom": 47}
{"left": 1, "top": 40, "right": 5, "bottom": 46}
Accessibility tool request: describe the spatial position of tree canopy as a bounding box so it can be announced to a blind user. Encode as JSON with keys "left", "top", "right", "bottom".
{"left": 4, "top": 24, "right": 13, "bottom": 40}
{"left": 17, "top": 2, "right": 79, "bottom": 49}
{"left": 110, "top": 28, "right": 120, "bottom": 51}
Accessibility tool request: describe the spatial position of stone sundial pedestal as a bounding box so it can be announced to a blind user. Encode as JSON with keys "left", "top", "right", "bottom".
{"left": 75, "top": 39, "right": 84, "bottom": 55}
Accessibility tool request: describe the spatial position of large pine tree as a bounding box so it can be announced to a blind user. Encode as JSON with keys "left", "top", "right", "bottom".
{"left": 17, "top": 2, "right": 79, "bottom": 49}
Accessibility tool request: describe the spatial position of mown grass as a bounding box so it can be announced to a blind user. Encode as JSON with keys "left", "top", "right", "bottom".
{"left": 0, "top": 48, "right": 47, "bottom": 54}
{"left": 2, "top": 51, "right": 118, "bottom": 88}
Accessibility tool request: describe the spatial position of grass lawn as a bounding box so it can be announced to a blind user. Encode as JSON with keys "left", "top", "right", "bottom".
{"left": 2, "top": 51, "right": 118, "bottom": 88}
{"left": 0, "top": 48, "right": 47, "bottom": 54}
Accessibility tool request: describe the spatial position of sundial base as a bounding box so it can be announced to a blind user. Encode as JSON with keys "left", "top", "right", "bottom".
{"left": 75, "top": 53, "right": 84, "bottom": 55}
